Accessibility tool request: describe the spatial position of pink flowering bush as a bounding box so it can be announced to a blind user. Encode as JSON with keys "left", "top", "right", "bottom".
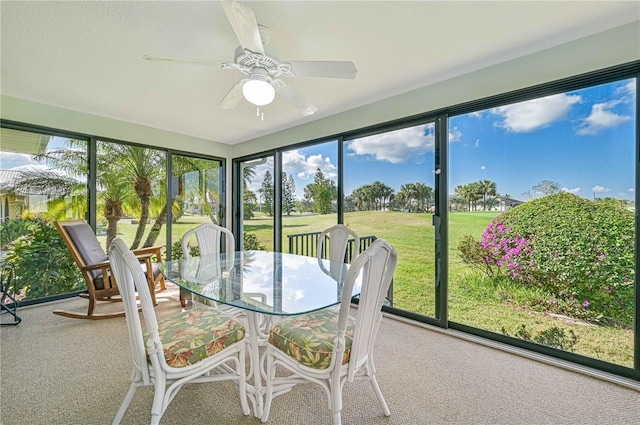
{"left": 459, "top": 193, "right": 634, "bottom": 326}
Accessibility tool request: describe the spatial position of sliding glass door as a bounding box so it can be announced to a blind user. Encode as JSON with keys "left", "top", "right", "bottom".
{"left": 449, "top": 78, "right": 637, "bottom": 368}
{"left": 343, "top": 122, "right": 437, "bottom": 317}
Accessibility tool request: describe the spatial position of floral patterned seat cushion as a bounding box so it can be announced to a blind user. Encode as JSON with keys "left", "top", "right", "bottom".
{"left": 144, "top": 308, "right": 245, "bottom": 368}
{"left": 268, "top": 308, "right": 355, "bottom": 370}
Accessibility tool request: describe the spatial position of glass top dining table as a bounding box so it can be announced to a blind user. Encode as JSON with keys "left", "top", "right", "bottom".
{"left": 162, "top": 250, "right": 361, "bottom": 418}
{"left": 161, "top": 250, "right": 361, "bottom": 317}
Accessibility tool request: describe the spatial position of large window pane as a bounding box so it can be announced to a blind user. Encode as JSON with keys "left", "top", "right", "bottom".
{"left": 170, "top": 154, "right": 223, "bottom": 258}
{"left": 449, "top": 78, "right": 636, "bottom": 367}
{"left": 241, "top": 156, "right": 274, "bottom": 251}
{"left": 344, "top": 123, "right": 436, "bottom": 315}
{"left": 281, "top": 142, "right": 338, "bottom": 253}
{"left": 95, "top": 140, "right": 166, "bottom": 254}
{"left": 0, "top": 128, "right": 87, "bottom": 301}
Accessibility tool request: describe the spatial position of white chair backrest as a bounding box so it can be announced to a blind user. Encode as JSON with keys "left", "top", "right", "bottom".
{"left": 181, "top": 223, "right": 234, "bottom": 259}
{"left": 317, "top": 224, "right": 360, "bottom": 264}
{"left": 337, "top": 238, "right": 397, "bottom": 382}
{"left": 109, "top": 238, "right": 159, "bottom": 384}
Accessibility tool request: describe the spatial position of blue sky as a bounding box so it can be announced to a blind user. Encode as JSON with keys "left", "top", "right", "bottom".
{"left": 249, "top": 78, "right": 636, "bottom": 202}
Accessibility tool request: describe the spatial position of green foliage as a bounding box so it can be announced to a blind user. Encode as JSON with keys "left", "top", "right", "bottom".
{"left": 305, "top": 168, "right": 337, "bottom": 214}
{"left": 259, "top": 170, "right": 274, "bottom": 216}
{"left": 243, "top": 233, "right": 266, "bottom": 251}
{"left": 453, "top": 179, "right": 498, "bottom": 211}
{"left": 502, "top": 323, "right": 578, "bottom": 352}
{"left": 0, "top": 219, "right": 33, "bottom": 250}
{"left": 3, "top": 218, "right": 84, "bottom": 298}
{"left": 458, "top": 193, "right": 634, "bottom": 326}
{"left": 171, "top": 240, "right": 200, "bottom": 260}
{"left": 282, "top": 173, "right": 296, "bottom": 215}
{"left": 458, "top": 234, "right": 503, "bottom": 280}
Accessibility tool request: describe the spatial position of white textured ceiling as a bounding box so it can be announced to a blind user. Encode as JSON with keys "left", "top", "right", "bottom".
{"left": 1, "top": 1, "right": 639, "bottom": 145}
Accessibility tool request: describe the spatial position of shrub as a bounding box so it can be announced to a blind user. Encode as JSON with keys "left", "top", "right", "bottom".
{"left": 171, "top": 240, "right": 200, "bottom": 260}
{"left": 0, "top": 219, "right": 33, "bottom": 250}
{"left": 243, "top": 233, "right": 265, "bottom": 250}
{"left": 459, "top": 193, "right": 634, "bottom": 326}
{"left": 3, "top": 218, "right": 84, "bottom": 299}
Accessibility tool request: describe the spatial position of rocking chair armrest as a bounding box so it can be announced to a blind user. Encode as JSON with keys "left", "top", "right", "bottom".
{"left": 131, "top": 246, "right": 164, "bottom": 261}
{"left": 133, "top": 253, "right": 155, "bottom": 266}
{"left": 80, "top": 261, "right": 112, "bottom": 272}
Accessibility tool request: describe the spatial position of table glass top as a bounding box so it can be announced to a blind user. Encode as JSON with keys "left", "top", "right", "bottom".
{"left": 162, "top": 250, "right": 360, "bottom": 316}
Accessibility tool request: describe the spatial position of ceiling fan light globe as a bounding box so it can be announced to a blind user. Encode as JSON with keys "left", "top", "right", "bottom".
{"left": 243, "top": 80, "right": 275, "bottom": 106}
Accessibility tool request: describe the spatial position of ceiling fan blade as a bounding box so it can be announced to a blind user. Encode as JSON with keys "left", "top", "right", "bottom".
{"left": 275, "top": 81, "right": 318, "bottom": 116}
{"left": 284, "top": 61, "right": 358, "bottom": 79}
{"left": 218, "top": 79, "right": 247, "bottom": 109}
{"left": 221, "top": 0, "right": 265, "bottom": 55}
{"left": 143, "top": 55, "right": 232, "bottom": 67}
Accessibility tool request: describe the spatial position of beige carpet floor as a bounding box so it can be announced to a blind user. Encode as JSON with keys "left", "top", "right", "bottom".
{"left": 1, "top": 283, "right": 639, "bottom": 425}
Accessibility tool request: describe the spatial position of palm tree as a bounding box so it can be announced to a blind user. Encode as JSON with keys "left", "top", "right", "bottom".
{"left": 102, "top": 144, "right": 164, "bottom": 249}
{"left": 100, "top": 170, "right": 131, "bottom": 248}
{"left": 478, "top": 179, "right": 497, "bottom": 210}
{"left": 414, "top": 182, "right": 433, "bottom": 212}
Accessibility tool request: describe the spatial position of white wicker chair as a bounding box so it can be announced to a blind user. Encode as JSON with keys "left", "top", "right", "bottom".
{"left": 179, "top": 223, "right": 234, "bottom": 307}
{"left": 108, "top": 238, "right": 250, "bottom": 425}
{"left": 261, "top": 239, "right": 398, "bottom": 425}
{"left": 182, "top": 223, "right": 234, "bottom": 260}
{"left": 317, "top": 224, "right": 360, "bottom": 281}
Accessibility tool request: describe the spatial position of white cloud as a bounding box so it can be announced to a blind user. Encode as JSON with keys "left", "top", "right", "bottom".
{"left": 615, "top": 80, "right": 636, "bottom": 98}
{"left": 282, "top": 150, "right": 336, "bottom": 181}
{"left": 592, "top": 185, "right": 611, "bottom": 193}
{"left": 449, "top": 127, "right": 462, "bottom": 143}
{"left": 561, "top": 187, "right": 581, "bottom": 194}
{"left": 576, "top": 99, "right": 632, "bottom": 136}
{"left": 490, "top": 93, "right": 581, "bottom": 132}
{"left": 474, "top": 139, "right": 480, "bottom": 148}
{"left": 628, "top": 188, "right": 635, "bottom": 192}
{"left": 480, "top": 166, "right": 486, "bottom": 170}
{"left": 347, "top": 125, "right": 434, "bottom": 164}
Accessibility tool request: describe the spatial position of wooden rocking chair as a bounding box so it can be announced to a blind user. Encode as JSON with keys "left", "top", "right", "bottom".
{"left": 54, "top": 220, "right": 166, "bottom": 320}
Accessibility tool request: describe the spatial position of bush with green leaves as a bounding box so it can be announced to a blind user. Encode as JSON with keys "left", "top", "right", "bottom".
{"left": 3, "top": 218, "right": 84, "bottom": 299}
{"left": 0, "top": 219, "right": 33, "bottom": 250}
{"left": 243, "top": 232, "right": 265, "bottom": 250}
{"left": 171, "top": 240, "right": 200, "bottom": 260}
{"left": 459, "top": 193, "right": 634, "bottom": 326}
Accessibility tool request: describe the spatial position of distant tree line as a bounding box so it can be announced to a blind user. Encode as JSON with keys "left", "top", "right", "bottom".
{"left": 244, "top": 172, "right": 632, "bottom": 218}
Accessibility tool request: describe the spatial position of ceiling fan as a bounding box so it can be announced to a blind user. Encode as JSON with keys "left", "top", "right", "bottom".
{"left": 143, "top": 0, "right": 357, "bottom": 116}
